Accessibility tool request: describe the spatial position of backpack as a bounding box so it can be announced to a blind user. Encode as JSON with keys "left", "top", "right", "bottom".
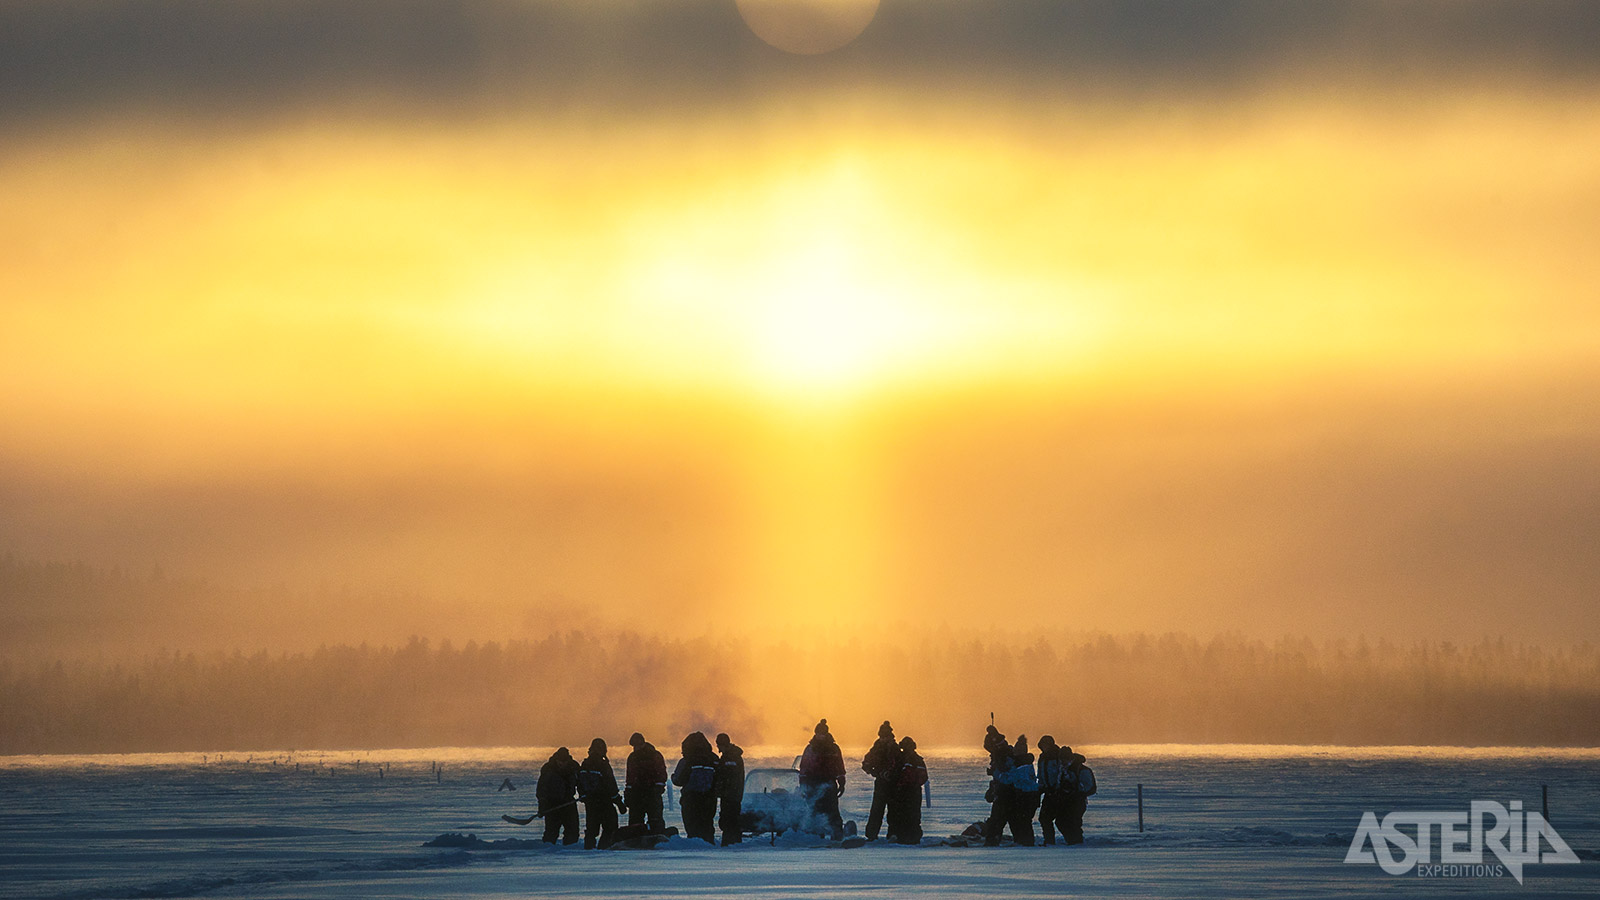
{"left": 1075, "top": 766, "right": 1097, "bottom": 797}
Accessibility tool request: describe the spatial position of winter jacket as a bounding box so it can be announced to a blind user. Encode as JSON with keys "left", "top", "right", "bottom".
{"left": 716, "top": 741, "right": 745, "bottom": 801}
{"left": 1037, "top": 747, "right": 1066, "bottom": 792}
{"left": 625, "top": 742, "right": 668, "bottom": 789}
{"left": 798, "top": 734, "right": 846, "bottom": 786}
{"left": 577, "top": 754, "right": 620, "bottom": 803}
{"left": 989, "top": 751, "right": 1015, "bottom": 780}
{"left": 671, "top": 733, "right": 720, "bottom": 795}
{"left": 1002, "top": 752, "right": 1039, "bottom": 793}
{"left": 1067, "top": 761, "right": 1097, "bottom": 797}
{"left": 896, "top": 749, "right": 929, "bottom": 790}
{"left": 537, "top": 750, "right": 580, "bottom": 810}
{"left": 863, "top": 736, "right": 899, "bottom": 780}
{"left": 984, "top": 729, "right": 1013, "bottom": 778}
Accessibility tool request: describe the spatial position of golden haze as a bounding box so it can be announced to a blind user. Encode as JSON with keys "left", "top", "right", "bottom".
{"left": 3, "top": 90, "right": 1599, "bottom": 643}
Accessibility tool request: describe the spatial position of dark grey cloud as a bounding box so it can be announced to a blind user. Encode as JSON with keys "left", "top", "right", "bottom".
{"left": 4, "top": 1, "right": 1600, "bottom": 128}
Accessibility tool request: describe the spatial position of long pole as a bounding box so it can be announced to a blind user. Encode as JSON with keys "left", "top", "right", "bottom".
{"left": 1542, "top": 784, "right": 1549, "bottom": 822}
{"left": 1137, "top": 783, "right": 1144, "bottom": 833}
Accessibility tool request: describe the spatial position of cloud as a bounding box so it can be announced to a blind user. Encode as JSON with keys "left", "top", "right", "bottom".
{"left": 4, "top": 1, "right": 1600, "bottom": 128}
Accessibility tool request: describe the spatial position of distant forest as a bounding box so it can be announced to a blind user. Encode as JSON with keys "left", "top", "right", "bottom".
{"left": 4, "top": 631, "right": 1598, "bottom": 754}
{"left": 5, "top": 555, "right": 1598, "bottom": 752}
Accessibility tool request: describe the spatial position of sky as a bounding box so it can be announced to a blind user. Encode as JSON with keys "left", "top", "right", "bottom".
{"left": 3, "top": 0, "right": 1600, "bottom": 654}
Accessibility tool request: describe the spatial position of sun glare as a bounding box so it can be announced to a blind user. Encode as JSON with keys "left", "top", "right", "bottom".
{"left": 610, "top": 161, "right": 1098, "bottom": 406}
{"left": 748, "top": 236, "right": 904, "bottom": 394}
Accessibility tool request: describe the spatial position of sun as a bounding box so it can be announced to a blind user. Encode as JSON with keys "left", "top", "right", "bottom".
{"left": 618, "top": 162, "right": 1059, "bottom": 404}
{"left": 735, "top": 0, "right": 880, "bottom": 55}
{"left": 430, "top": 158, "right": 1102, "bottom": 408}
{"left": 737, "top": 228, "right": 963, "bottom": 398}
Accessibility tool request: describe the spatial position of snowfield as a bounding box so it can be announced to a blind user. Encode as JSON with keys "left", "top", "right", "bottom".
{"left": 2, "top": 745, "right": 1596, "bottom": 899}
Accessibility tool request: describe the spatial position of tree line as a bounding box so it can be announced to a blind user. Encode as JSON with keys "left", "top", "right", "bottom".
{"left": 3, "top": 631, "right": 1597, "bottom": 754}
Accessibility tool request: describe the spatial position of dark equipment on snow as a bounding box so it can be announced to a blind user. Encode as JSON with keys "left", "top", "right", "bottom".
{"left": 738, "top": 766, "right": 859, "bottom": 841}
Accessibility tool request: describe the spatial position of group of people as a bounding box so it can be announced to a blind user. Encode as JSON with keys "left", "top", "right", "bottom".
{"left": 534, "top": 731, "right": 744, "bottom": 849}
{"left": 981, "top": 725, "right": 1097, "bottom": 846}
{"left": 529, "top": 720, "right": 1088, "bottom": 849}
{"left": 796, "top": 718, "right": 929, "bottom": 843}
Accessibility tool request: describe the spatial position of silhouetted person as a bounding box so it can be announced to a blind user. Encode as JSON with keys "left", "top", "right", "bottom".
{"left": 982, "top": 726, "right": 1013, "bottom": 846}
{"left": 886, "top": 735, "right": 927, "bottom": 844}
{"left": 671, "top": 731, "right": 720, "bottom": 843}
{"left": 537, "top": 747, "right": 580, "bottom": 845}
{"left": 1004, "top": 735, "right": 1040, "bottom": 846}
{"left": 1036, "top": 735, "right": 1068, "bottom": 845}
{"left": 714, "top": 732, "right": 745, "bottom": 846}
{"left": 1064, "top": 747, "right": 1097, "bottom": 845}
{"left": 577, "top": 738, "right": 625, "bottom": 850}
{"left": 798, "top": 718, "right": 846, "bottom": 840}
{"left": 861, "top": 720, "right": 899, "bottom": 841}
{"left": 625, "top": 732, "right": 668, "bottom": 834}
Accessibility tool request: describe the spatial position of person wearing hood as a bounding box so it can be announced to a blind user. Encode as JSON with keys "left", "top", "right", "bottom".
{"left": 671, "top": 731, "right": 720, "bottom": 843}
{"left": 1064, "top": 748, "right": 1097, "bottom": 845}
{"left": 1036, "top": 735, "right": 1068, "bottom": 845}
{"left": 576, "top": 738, "right": 625, "bottom": 850}
{"left": 536, "top": 747, "right": 581, "bottom": 845}
{"left": 624, "top": 732, "right": 668, "bottom": 834}
{"left": 797, "top": 718, "right": 847, "bottom": 840}
{"left": 714, "top": 732, "right": 745, "bottom": 846}
{"left": 1003, "top": 735, "right": 1041, "bottom": 846}
{"left": 861, "top": 720, "right": 899, "bottom": 842}
{"left": 886, "top": 735, "right": 928, "bottom": 845}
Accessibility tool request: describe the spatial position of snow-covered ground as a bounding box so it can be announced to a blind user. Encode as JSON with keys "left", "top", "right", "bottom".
{"left": 2, "top": 745, "right": 1596, "bottom": 899}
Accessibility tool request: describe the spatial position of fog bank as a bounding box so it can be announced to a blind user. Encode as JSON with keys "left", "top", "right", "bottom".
{"left": 5, "top": 630, "right": 1595, "bottom": 754}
